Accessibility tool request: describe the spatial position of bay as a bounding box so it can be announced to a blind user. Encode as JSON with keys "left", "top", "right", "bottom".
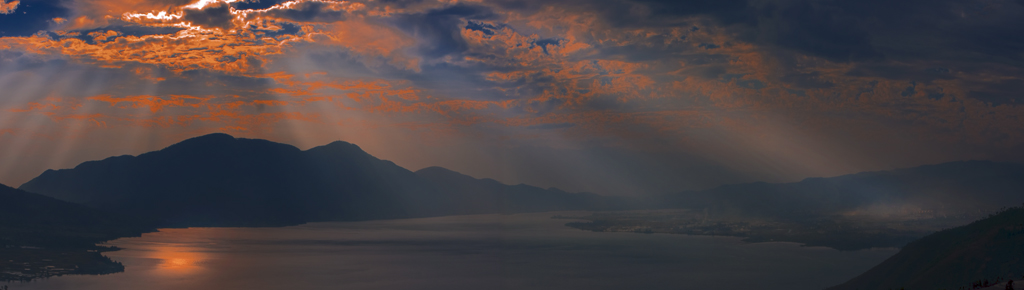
{"left": 9, "top": 212, "right": 896, "bottom": 290}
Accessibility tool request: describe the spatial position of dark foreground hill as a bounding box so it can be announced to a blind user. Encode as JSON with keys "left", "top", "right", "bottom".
{"left": 827, "top": 207, "right": 1024, "bottom": 290}
{"left": 18, "top": 133, "right": 622, "bottom": 227}
{"left": 0, "top": 183, "right": 153, "bottom": 281}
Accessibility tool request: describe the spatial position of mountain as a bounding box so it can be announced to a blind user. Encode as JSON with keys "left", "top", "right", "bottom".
{"left": 827, "top": 207, "right": 1024, "bottom": 290}
{"left": 18, "top": 133, "right": 620, "bottom": 227}
{"left": 0, "top": 183, "right": 151, "bottom": 248}
{"left": 0, "top": 183, "right": 153, "bottom": 281}
{"left": 20, "top": 133, "right": 317, "bottom": 227}
{"left": 665, "top": 160, "right": 1024, "bottom": 219}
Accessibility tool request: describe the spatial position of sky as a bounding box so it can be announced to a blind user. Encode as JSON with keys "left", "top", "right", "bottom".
{"left": 0, "top": 0, "right": 1023, "bottom": 196}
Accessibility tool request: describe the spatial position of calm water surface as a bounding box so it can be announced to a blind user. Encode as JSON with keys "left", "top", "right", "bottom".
{"left": 10, "top": 212, "right": 897, "bottom": 290}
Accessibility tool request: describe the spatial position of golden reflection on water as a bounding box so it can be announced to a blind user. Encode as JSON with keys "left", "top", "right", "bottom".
{"left": 148, "top": 244, "right": 208, "bottom": 274}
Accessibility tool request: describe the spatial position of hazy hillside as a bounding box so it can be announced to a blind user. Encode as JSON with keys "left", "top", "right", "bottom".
{"left": 18, "top": 133, "right": 618, "bottom": 227}
{"left": 667, "top": 161, "right": 1024, "bottom": 219}
{"left": 0, "top": 183, "right": 153, "bottom": 281}
{"left": 561, "top": 161, "right": 1024, "bottom": 251}
{"left": 0, "top": 183, "right": 151, "bottom": 248}
{"left": 415, "top": 166, "right": 626, "bottom": 214}
{"left": 828, "top": 207, "right": 1024, "bottom": 290}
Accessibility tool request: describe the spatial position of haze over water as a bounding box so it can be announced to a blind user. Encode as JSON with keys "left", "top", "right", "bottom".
{"left": 9, "top": 212, "right": 896, "bottom": 290}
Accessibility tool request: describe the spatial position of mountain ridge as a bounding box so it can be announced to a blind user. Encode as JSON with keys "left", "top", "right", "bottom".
{"left": 19, "top": 133, "right": 621, "bottom": 227}
{"left": 664, "top": 160, "right": 1024, "bottom": 219}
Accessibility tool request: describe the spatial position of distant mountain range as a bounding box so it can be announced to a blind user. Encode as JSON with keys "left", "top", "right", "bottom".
{"left": 18, "top": 133, "right": 1024, "bottom": 228}
{"left": 19, "top": 133, "right": 624, "bottom": 227}
{"left": 828, "top": 206, "right": 1024, "bottom": 290}
{"left": 662, "top": 160, "right": 1024, "bottom": 220}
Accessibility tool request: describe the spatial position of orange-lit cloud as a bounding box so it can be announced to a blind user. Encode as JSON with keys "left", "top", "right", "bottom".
{"left": 2, "top": 29, "right": 301, "bottom": 73}
{"left": 88, "top": 95, "right": 208, "bottom": 112}
{"left": 0, "top": 0, "right": 18, "bottom": 14}
{"left": 0, "top": 0, "right": 417, "bottom": 74}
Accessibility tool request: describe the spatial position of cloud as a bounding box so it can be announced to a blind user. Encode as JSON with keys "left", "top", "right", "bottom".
{"left": 0, "top": 0, "right": 18, "bottom": 14}
{"left": 256, "top": 0, "right": 354, "bottom": 22}
{"left": 752, "top": 1, "right": 882, "bottom": 62}
{"left": 392, "top": 4, "right": 496, "bottom": 57}
{"left": 181, "top": 1, "right": 234, "bottom": 30}
{"left": 0, "top": 0, "right": 68, "bottom": 36}
{"left": 88, "top": 95, "right": 208, "bottom": 112}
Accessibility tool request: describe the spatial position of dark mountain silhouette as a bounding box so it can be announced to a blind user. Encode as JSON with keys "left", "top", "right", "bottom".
{"left": 665, "top": 160, "right": 1024, "bottom": 219}
{"left": 0, "top": 183, "right": 153, "bottom": 281}
{"left": 827, "top": 207, "right": 1024, "bottom": 290}
{"left": 18, "top": 133, "right": 620, "bottom": 227}
{"left": 0, "top": 183, "right": 151, "bottom": 248}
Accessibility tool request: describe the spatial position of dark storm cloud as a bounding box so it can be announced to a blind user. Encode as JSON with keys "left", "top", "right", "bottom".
{"left": 750, "top": 1, "right": 882, "bottom": 62}
{"left": 600, "top": 0, "right": 1024, "bottom": 103}
{"left": 232, "top": 0, "right": 286, "bottom": 10}
{"left": 261, "top": 1, "right": 348, "bottom": 22}
{"left": 393, "top": 4, "right": 496, "bottom": 57}
{"left": 490, "top": 0, "right": 752, "bottom": 27}
{"left": 525, "top": 0, "right": 1024, "bottom": 66}
{"left": 0, "top": 0, "right": 67, "bottom": 36}
{"left": 183, "top": 2, "right": 234, "bottom": 30}
{"left": 496, "top": 0, "right": 1022, "bottom": 68}
{"left": 967, "top": 79, "right": 1024, "bottom": 106}
{"left": 600, "top": 0, "right": 1024, "bottom": 66}
{"left": 755, "top": 0, "right": 1024, "bottom": 64}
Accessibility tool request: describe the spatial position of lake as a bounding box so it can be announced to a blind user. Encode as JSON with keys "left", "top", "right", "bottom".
{"left": 8, "top": 212, "right": 897, "bottom": 290}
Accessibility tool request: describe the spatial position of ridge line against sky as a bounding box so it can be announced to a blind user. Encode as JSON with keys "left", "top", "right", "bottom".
{"left": 1, "top": 0, "right": 1023, "bottom": 196}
